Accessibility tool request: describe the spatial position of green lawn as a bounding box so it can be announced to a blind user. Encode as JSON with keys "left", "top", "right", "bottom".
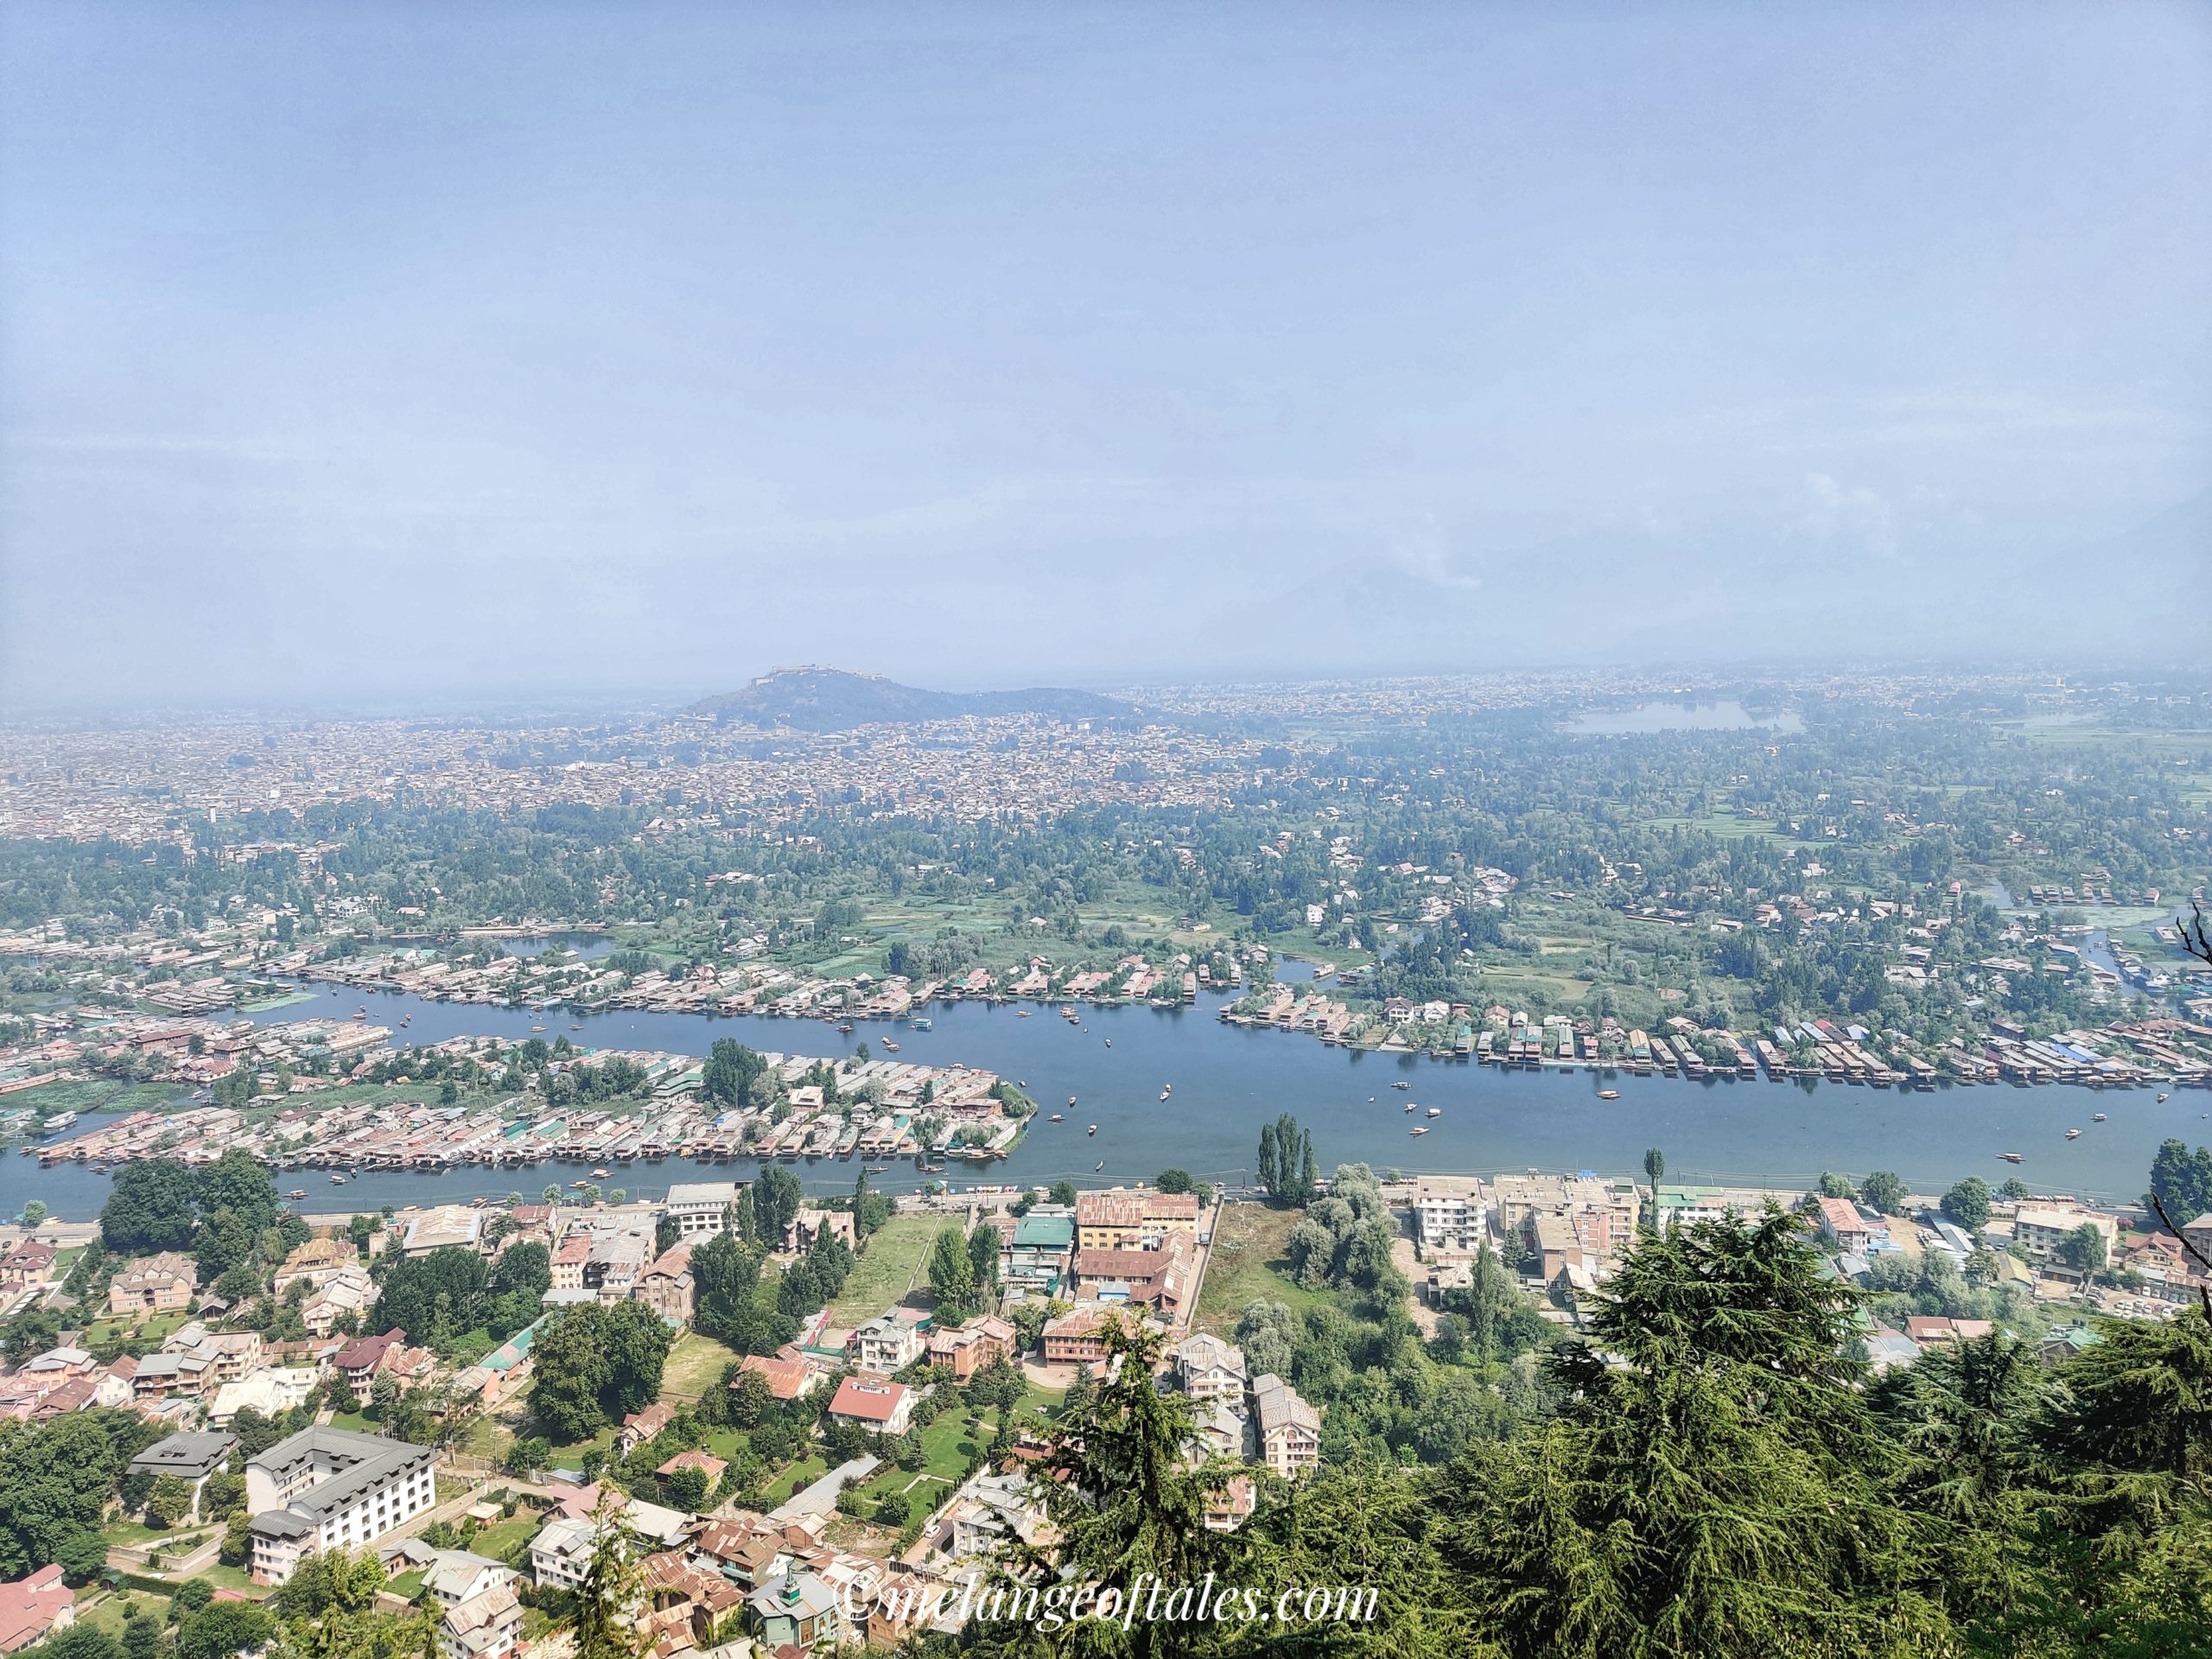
{"left": 77, "top": 1587, "right": 172, "bottom": 1636}
{"left": 659, "top": 1332, "right": 743, "bottom": 1404}
{"left": 829, "top": 1214, "right": 943, "bottom": 1324}
{"left": 463, "top": 1515, "right": 539, "bottom": 1567}
{"left": 1192, "top": 1202, "right": 1327, "bottom": 1334}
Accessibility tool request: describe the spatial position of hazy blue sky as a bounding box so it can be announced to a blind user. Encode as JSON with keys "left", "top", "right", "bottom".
{"left": 3, "top": 3, "right": 2207, "bottom": 709}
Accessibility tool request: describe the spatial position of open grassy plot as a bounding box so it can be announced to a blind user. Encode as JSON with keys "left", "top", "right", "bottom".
{"left": 464, "top": 1515, "right": 539, "bottom": 1567}
{"left": 829, "top": 1213, "right": 943, "bottom": 1324}
{"left": 659, "top": 1332, "right": 744, "bottom": 1403}
{"left": 1192, "top": 1202, "right": 1327, "bottom": 1334}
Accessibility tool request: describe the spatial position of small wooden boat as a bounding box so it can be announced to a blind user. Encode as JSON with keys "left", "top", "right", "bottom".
{"left": 1409, "top": 1126, "right": 1429, "bottom": 1136}
{"left": 1095, "top": 1160, "right": 1105, "bottom": 1171}
{"left": 592, "top": 1166, "right": 611, "bottom": 1178}
{"left": 1087, "top": 1124, "right": 1098, "bottom": 1135}
{"left": 289, "top": 1189, "right": 308, "bottom": 1200}
{"left": 1999, "top": 1152, "right": 2024, "bottom": 1164}
{"left": 1426, "top": 1107, "right": 1442, "bottom": 1118}
{"left": 1049, "top": 1114, "right": 1064, "bottom": 1122}
{"left": 2064, "top": 1128, "right": 2081, "bottom": 1141}
{"left": 1598, "top": 1089, "right": 1620, "bottom": 1101}
{"left": 1392, "top": 1081, "right": 1410, "bottom": 1090}
{"left": 2092, "top": 1113, "right": 2107, "bottom": 1122}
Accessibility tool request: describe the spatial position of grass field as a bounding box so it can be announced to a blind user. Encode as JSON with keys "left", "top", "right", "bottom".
{"left": 660, "top": 1332, "right": 743, "bottom": 1403}
{"left": 464, "top": 1515, "right": 540, "bottom": 1567}
{"left": 1192, "top": 1201, "right": 1326, "bottom": 1334}
{"left": 829, "top": 1213, "right": 944, "bottom": 1325}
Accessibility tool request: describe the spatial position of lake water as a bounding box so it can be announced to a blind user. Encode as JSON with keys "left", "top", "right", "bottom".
{"left": 1569, "top": 700, "right": 1806, "bottom": 734}
{"left": 9, "top": 976, "right": 2202, "bottom": 1222}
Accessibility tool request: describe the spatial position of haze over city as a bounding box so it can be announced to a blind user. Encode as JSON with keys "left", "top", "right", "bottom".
{"left": 3, "top": 2, "right": 2208, "bottom": 709}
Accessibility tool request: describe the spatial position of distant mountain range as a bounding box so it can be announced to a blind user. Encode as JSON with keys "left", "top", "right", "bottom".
{"left": 688, "top": 667, "right": 1133, "bottom": 731}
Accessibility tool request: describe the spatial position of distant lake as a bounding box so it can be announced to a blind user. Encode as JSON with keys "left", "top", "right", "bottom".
{"left": 10, "top": 968, "right": 2196, "bottom": 1223}
{"left": 1569, "top": 700, "right": 1805, "bottom": 734}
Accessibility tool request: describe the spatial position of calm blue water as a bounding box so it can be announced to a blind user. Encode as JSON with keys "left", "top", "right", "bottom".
{"left": 8, "top": 977, "right": 2201, "bottom": 1221}
{"left": 1569, "top": 700, "right": 1806, "bottom": 734}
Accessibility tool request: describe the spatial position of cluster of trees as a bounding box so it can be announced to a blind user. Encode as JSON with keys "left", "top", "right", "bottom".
{"left": 1281, "top": 1164, "right": 1402, "bottom": 1294}
{"left": 930, "top": 1221, "right": 1003, "bottom": 1321}
{"left": 944, "top": 1208, "right": 2212, "bottom": 1659}
{"left": 529, "top": 1300, "right": 676, "bottom": 1442}
{"left": 98, "top": 1149, "right": 305, "bottom": 1305}
{"left": 375, "top": 1240, "right": 550, "bottom": 1353}
{"left": 2147, "top": 1135, "right": 2212, "bottom": 1225}
{"left": 1256, "top": 1113, "right": 1317, "bottom": 1203}
{"left": 0, "top": 1408, "right": 162, "bottom": 1586}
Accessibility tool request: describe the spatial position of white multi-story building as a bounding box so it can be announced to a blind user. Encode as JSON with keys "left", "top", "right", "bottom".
{"left": 2012, "top": 1205, "right": 2120, "bottom": 1264}
{"left": 1173, "top": 1333, "right": 1248, "bottom": 1405}
{"left": 245, "top": 1427, "right": 437, "bottom": 1584}
{"left": 851, "top": 1314, "right": 924, "bottom": 1376}
{"left": 663, "top": 1181, "right": 746, "bottom": 1239}
{"left": 1415, "top": 1191, "right": 1482, "bottom": 1254}
{"left": 1252, "top": 1374, "right": 1321, "bottom": 1481}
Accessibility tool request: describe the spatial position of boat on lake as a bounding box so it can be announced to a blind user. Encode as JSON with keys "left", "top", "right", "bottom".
{"left": 2064, "top": 1128, "right": 2081, "bottom": 1140}
{"left": 1087, "top": 1123, "right": 1098, "bottom": 1135}
{"left": 1409, "top": 1126, "right": 1429, "bottom": 1136}
{"left": 1427, "top": 1107, "right": 1441, "bottom": 1118}
{"left": 1999, "top": 1152, "right": 2024, "bottom": 1164}
{"left": 1598, "top": 1089, "right": 1620, "bottom": 1100}
{"left": 2093, "top": 1113, "right": 2107, "bottom": 1122}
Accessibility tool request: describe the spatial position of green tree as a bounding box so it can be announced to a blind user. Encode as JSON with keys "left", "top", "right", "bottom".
{"left": 966, "top": 1223, "right": 1001, "bottom": 1307}
{"left": 1154, "top": 1168, "right": 1193, "bottom": 1195}
{"left": 755, "top": 1166, "right": 804, "bottom": 1244}
{"left": 929, "top": 1224, "right": 976, "bottom": 1319}
{"left": 99, "top": 1158, "right": 199, "bottom": 1252}
{"left": 1860, "top": 1169, "right": 1907, "bottom": 1216}
{"left": 175, "top": 1601, "right": 274, "bottom": 1659}
{"left": 1441, "top": 1209, "right": 1941, "bottom": 1658}
{"left": 1048, "top": 1179, "right": 1078, "bottom": 1209}
{"left": 1942, "top": 1176, "right": 1993, "bottom": 1232}
{"left": 1643, "top": 1146, "right": 1665, "bottom": 1186}
{"left": 530, "top": 1301, "right": 673, "bottom": 1442}
{"left": 574, "top": 1489, "right": 643, "bottom": 1659}
{"left": 2056, "top": 1223, "right": 2108, "bottom": 1277}
{"left": 980, "top": 1318, "right": 1240, "bottom": 1659}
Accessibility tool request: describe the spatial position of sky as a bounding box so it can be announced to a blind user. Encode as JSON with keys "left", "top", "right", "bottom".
{"left": 2, "top": 2, "right": 2208, "bottom": 711}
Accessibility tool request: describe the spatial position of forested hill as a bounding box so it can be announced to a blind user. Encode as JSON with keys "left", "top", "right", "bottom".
{"left": 688, "top": 667, "right": 1134, "bottom": 731}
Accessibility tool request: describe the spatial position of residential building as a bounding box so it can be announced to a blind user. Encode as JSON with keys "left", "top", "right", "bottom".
{"left": 1253, "top": 1374, "right": 1320, "bottom": 1481}
{"left": 924, "top": 1316, "right": 1017, "bottom": 1382}
{"left": 851, "top": 1313, "right": 925, "bottom": 1375}
{"left": 663, "top": 1180, "right": 744, "bottom": 1239}
{"left": 617, "top": 1402, "right": 675, "bottom": 1458}
{"left": 748, "top": 1570, "right": 842, "bottom": 1653}
{"left": 1006, "top": 1211, "right": 1075, "bottom": 1294}
{"left": 207, "top": 1366, "right": 317, "bottom": 1427}
{"left": 271, "top": 1236, "right": 360, "bottom": 1295}
{"left": 633, "top": 1244, "right": 694, "bottom": 1325}
{"left": 127, "top": 1431, "right": 238, "bottom": 1522}
{"left": 1074, "top": 1233, "right": 1192, "bottom": 1316}
{"left": 301, "top": 1264, "right": 376, "bottom": 1336}
{"left": 1173, "top": 1333, "right": 1248, "bottom": 1404}
{"left": 1042, "top": 1307, "right": 1122, "bottom": 1366}
{"left": 2012, "top": 1205, "right": 2121, "bottom": 1265}
{"left": 0, "top": 1241, "right": 55, "bottom": 1293}
{"left": 825, "top": 1376, "right": 914, "bottom": 1436}
{"left": 785, "top": 1207, "right": 856, "bottom": 1255}
{"left": 108, "top": 1251, "right": 197, "bottom": 1316}
{"left": 439, "top": 1582, "right": 522, "bottom": 1659}
{"left": 1414, "top": 1186, "right": 1481, "bottom": 1255}
{"left": 334, "top": 1328, "right": 408, "bottom": 1392}
{"left": 1075, "top": 1189, "right": 1199, "bottom": 1252}
{"left": 399, "top": 1205, "right": 486, "bottom": 1257}
{"left": 1815, "top": 1197, "right": 1886, "bottom": 1255}
{"left": 0, "top": 1566, "right": 73, "bottom": 1654}
{"left": 245, "top": 1427, "right": 437, "bottom": 1583}
{"left": 737, "top": 1344, "right": 824, "bottom": 1402}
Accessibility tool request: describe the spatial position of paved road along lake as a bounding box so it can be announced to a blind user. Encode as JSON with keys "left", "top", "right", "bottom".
{"left": 9, "top": 974, "right": 2203, "bottom": 1219}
